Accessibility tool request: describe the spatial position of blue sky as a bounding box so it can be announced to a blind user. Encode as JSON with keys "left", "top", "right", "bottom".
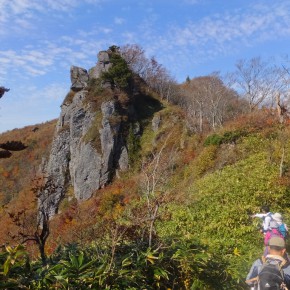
{"left": 1, "top": 0, "right": 290, "bottom": 132}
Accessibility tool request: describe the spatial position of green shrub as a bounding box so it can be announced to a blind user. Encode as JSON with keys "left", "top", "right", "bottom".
{"left": 204, "top": 133, "right": 223, "bottom": 146}
{"left": 204, "top": 130, "right": 246, "bottom": 146}
{"left": 158, "top": 152, "right": 290, "bottom": 287}
{"left": 127, "top": 124, "right": 141, "bottom": 169}
{"left": 86, "top": 77, "right": 113, "bottom": 111}
{"left": 188, "top": 145, "right": 217, "bottom": 178}
{"left": 101, "top": 51, "right": 133, "bottom": 89}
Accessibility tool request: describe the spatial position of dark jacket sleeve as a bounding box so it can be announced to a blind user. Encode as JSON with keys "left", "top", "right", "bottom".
{"left": 282, "top": 264, "right": 290, "bottom": 287}
{"left": 246, "top": 259, "right": 262, "bottom": 285}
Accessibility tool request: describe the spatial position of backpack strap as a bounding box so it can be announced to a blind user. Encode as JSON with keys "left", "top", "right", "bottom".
{"left": 281, "top": 258, "right": 290, "bottom": 269}
{"left": 246, "top": 257, "right": 288, "bottom": 287}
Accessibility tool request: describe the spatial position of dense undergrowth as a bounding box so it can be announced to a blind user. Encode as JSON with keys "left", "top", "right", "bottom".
{"left": 1, "top": 98, "right": 290, "bottom": 289}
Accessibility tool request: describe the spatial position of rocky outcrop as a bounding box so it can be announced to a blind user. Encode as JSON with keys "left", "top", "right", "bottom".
{"left": 152, "top": 114, "right": 161, "bottom": 132}
{"left": 70, "top": 66, "right": 89, "bottom": 91}
{"left": 88, "top": 51, "right": 112, "bottom": 80}
{"left": 38, "top": 48, "right": 164, "bottom": 218}
{"left": 39, "top": 50, "right": 129, "bottom": 217}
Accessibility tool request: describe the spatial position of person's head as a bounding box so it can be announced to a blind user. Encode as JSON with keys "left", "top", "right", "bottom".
{"left": 268, "top": 237, "right": 286, "bottom": 256}
{"left": 260, "top": 205, "right": 270, "bottom": 213}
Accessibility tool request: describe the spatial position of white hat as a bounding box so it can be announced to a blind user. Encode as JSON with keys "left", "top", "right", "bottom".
{"left": 273, "top": 213, "right": 283, "bottom": 223}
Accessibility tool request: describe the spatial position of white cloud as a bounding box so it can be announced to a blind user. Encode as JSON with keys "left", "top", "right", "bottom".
{"left": 121, "top": 32, "right": 136, "bottom": 43}
{"left": 0, "top": 36, "right": 102, "bottom": 81}
{"left": 164, "top": 2, "right": 290, "bottom": 56}
{"left": 35, "top": 83, "right": 68, "bottom": 101}
{"left": 99, "top": 27, "right": 113, "bottom": 34}
{"left": 0, "top": 0, "right": 106, "bottom": 35}
{"left": 114, "top": 17, "right": 125, "bottom": 25}
{"left": 43, "top": 0, "right": 78, "bottom": 11}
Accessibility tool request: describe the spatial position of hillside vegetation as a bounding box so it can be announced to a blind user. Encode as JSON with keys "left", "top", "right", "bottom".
{"left": 0, "top": 120, "right": 56, "bottom": 205}
{"left": 1, "top": 46, "right": 290, "bottom": 289}
{"left": 1, "top": 105, "right": 290, "bottom": 289}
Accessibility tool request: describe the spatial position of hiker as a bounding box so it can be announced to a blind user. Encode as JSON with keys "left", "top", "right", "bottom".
{"left": 263, "top": 216, "right": 284, "bottom": 257}
{"left": 252, "top": 205, "right": 272, "bottom": 234}
{"left": 262, "top": 212, "right": 288, "bottom": 257}
{"left": 272, "top": 213, "right": 288, "bottom": 239}
{"left": 264, "top": 212, "right": 288, "bottom": 246}
{"left": 246, "top": 237, "right": 290, "bottom": 290}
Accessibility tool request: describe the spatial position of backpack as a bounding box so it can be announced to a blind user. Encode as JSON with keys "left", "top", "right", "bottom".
{"left": 264, "top": 228, "right": 284, "bottom": 246}
{"left": 278, "top": 223, "right": 288, "bottom": 239}
{"left": 258, "top": 258, "right": 287, "bottom": 290}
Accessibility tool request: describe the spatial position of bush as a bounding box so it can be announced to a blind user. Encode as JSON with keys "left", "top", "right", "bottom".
{"left": 204, "top": 130, "right": 246, "bottom": 146}
{"left": 159, "top": 152, "right": 290, "bottom": 288}
{"left": 101, "top": 51, "right": 133, "bottom": 89}
{"left": 204, "top": 133, "right": 223, "bottom": 146}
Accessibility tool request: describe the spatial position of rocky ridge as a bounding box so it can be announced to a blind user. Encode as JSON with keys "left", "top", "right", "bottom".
{"left": 39, "top": 49, "right": 143, "bottom": 217}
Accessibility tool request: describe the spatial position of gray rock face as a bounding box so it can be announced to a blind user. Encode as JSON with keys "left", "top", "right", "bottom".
{"left": 39, "top": 54, "right": 130, "bottom": 217}
{"left": 39, "top": 128, "right": 70, "bottom": 217}
{"left": 88, "top": 51, "right": 112, "bottom": 80}
{"left": 152, "top": 114, "right": 161, "bottom": 132}
{"left": 99, "top": 101, "right": 128, "bottom": 185}
{"left": 70, "top": 66, "right": 89, "bottom": 91}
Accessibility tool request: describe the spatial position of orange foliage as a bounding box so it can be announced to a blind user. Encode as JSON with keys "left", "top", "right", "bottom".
{"left": 2, "top": 171, "right": 10, "bottom": 178}
{"left": 224, "top": 109, "right": 278, "bottom": 133}
{"left": 182, "top": 148, "right": 195, "bottom": 165}
{"left": 45, "top": 178, "right": 139, "bottom": 249}
{"left": 0, "top": 120, "right": 56, "bottom": 205}
{"left": 0, "top": 188, "right": 37, "bottom": 250}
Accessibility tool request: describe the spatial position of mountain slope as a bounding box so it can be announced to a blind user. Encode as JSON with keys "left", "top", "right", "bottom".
{"left": 1, "top": 49, "right": 290, "bottom": 288}
{"left": 0, "top": 120, "right": 56, "bottom": 205}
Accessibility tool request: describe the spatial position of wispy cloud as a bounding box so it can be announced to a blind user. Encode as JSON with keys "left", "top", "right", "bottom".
{"left": 169, "top": 2, "right": 290, "bottom": 51}
{"left": 115, "top": 1, "right": 289, "bottom": 81}
{"left": 0, "top": 0, "right": 106, "bottom": 34}
{"left": 32, "top": 83, "right": 68, "bottom": 101}
{"left": 2, "top": 0, "right": 289, "bottom": 83}
{"left": 0, "top": 82, "right": 67, "bottom": 132}
{"left": 114, "top": 17, "right": 125, "bottom": 25}
{"left": 0, "top": 38, "right": 102, "bottom": 80}
{"left": 0, "top": 49, "right": 53, "bottom": 78}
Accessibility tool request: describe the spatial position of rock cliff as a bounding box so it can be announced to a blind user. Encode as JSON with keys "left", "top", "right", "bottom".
{"left": 39, "top": 49, "right": 154, "bottom": 217}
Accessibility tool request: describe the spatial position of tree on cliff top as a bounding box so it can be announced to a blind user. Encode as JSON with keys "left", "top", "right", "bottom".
{"left": 101, "top": 46, "right": 133, "bottom": 89}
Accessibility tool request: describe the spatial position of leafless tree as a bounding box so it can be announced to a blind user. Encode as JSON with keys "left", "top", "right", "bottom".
{"left": 232, "top": 57, "right": 278, "bottom": 111}
{"left": 178, "top": 74, "right": 245, "bottom": 132}
{"left": 121, "top": 44, "right": 178, "bottom": 102}
{"left": 140, "top": 133, "right": 177, "bottom": 247}
{"left": 120, "top": 44, "right": 150, "bottom": 77}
